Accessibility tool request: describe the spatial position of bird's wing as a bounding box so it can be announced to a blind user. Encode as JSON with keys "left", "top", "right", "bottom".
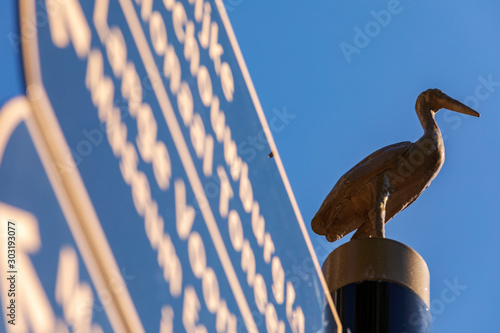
{"left": 312, "top": 141, "right": 413, "bottom": 239}
{"left": 339, "top": 141, "right": 413, "bottom": 185}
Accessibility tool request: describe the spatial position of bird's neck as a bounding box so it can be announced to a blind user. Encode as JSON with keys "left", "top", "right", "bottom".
{"left": 416, "top": 107, "right": 444, "bottom": 159}
{"left": 417, "top": 106, "right": 439, "bottom": 134}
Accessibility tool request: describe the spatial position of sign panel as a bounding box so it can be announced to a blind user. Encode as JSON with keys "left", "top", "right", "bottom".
{"left": 1, "top": 0, "right": 341, "bottom": 331}
{"left": 0, "top": 98, "right": 114, "bottom": 332}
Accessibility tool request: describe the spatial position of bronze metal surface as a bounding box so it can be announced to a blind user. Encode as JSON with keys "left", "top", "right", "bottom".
{"left": 322, "top": 238, "right": 430, "bottom": 306}
{"left": 312, "top": 89, "right": 480, "bottom": 242}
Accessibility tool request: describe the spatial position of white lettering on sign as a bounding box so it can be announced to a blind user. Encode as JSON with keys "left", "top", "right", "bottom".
{"left": 106, "top": 27, "right": 127, "bottom": 77}
{"left": 150, "top": 12, "right": 168, "bottom": 56}
{"left": 136, "top": 103, "right": 158, "bottom": 162}
{"left": 202, "top": 135, "right": 214, "bottom": 177}
{"left": 251, "top": 203, "right": 265, "bottom": 247}
{"left": 241, "top": 240, "right": 256, "bottom": 287}
{"left": 197, "top": 2, "right": 210, "bottom": 47}
{"left": 163, "top": 45, "right": 182, "bottom": 94}
{"left": 175, "top": 180, "right": 196, "bottom": 240}
{"left": 238, "top": 163, "right": 253, "bottom": 213}
{"left": 123, "top": 0, "right": 296, "bottom": 330}
{"left": 169, "top": 1, "right": 234, "bottom": 102}
{"left": 184, "top": 22, "right": 200, "bottom": 76}
{"left": 210, "top": 97, "right": 226, "bottom": 143}
{"left": 197, "top": 65, "right": 213, "bottom": 107}
{"left": 263, "top": 232, "right": 275, "bottom": 264}
{"left": 46, "top": 0, "right": 91, "bottom": 58}
{"left": 202, "top": 267, "right": 220, "bottom": 313}
{"left": 265, "top": 303, "right": 285, "bottom": 333}
{"left": 172, "top": 3, "right": 188, "bottom": 43}
{"left": 190, "top": 114, "right": 206, "bottom": 158}
{"left": 136, "top": 0, "right": 153, "bottom": 21}
{"left": 271, "top": 256, "right": 285, "bottom": 305}
{"left": 159, "top": 305, "right": 174, "bottom": 333}
{"left": 152, "top": 141, "right": 172, "bottom": 190}
{"left": 286, "top": 282, "right": 305, "bottom": 333}
{"left": 253, "top": 274, "right": 268, "bottom": 315}
{"left": 45, "top": 0, "right": 308, "bottom": 331}
{"left": 0, "top": 203, "right": 102, "bottom": 332}
{"left": 85, "top": 15, "right": 183, "bottom": 300}
{"left": 182, "top": 197, "right": 238, "bottom": 329}
{"left": 217, "top": 167, "right": 233, "bottom": 218}
{"left": 55, "top": 247, "right": 103, "bottom": 332}
{"left": 0, "top": 203, "right": 56, "bottom": 332}
{"left": 177, "top": 82, "right": 193, "bottom": 126}
{"left": 208, "top": 22, "right": 223, "bottom": 76}
{"left": 144, "top": 201, "right": 163, "bottom": 249}
{"left": 188, "top": 232, "right": 207, "bottom": 279}
{"left": 215, "top": 300, "right": 237, "bottom": 333}
{"left": 157, "top": 234, "right": 183, "bottom": 297}
{"left": 160, "top": 305, "right": 174, "bottom": 333}
{"left": 182, "top": 286, "right": 207, "bottom": 333}
{"left": 220, "top": 62, "right": 234, "bottom": 103}
{"left": 228, "top": 210, "right": 243, "bottom": 251}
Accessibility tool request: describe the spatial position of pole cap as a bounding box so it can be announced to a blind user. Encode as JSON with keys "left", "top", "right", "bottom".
{"left": 322, "top": 238, "right": 430, "bottom": 307}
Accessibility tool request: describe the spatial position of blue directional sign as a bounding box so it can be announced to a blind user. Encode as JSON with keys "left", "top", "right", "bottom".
{"left": 1, "top": 0, "right": 341, "bottom": 332}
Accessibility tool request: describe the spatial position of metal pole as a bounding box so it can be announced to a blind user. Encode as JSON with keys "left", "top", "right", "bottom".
{"left": 323, "top": 238, "right": 432, "bottom": 332}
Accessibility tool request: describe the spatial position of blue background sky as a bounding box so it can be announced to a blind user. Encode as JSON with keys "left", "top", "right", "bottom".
{"left": 1, "top": 0, "right": 499, "bottom": 331}
{"left": 227, "top": 0, "right": 500, "bottom": 331}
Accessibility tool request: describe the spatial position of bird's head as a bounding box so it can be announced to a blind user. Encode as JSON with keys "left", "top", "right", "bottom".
{"left": 416, "top": 88, "right": 480, "bottom": 117}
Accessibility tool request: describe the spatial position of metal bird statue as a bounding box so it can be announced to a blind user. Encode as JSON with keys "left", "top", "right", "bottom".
{"left": 312, "top": 89, "right": 480, "bottom": 242}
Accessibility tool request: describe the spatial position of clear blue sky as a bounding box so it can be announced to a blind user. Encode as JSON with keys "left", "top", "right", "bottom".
{"left": 227, "top": 0, "right": 500, "bottom": 331}
{"left": 1, "top": 0, "right": 499, "bottom": 331}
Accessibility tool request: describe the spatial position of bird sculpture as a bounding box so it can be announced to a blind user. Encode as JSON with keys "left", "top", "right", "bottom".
{"left": 312, "top": 89, "right": 480, "bottom": 242}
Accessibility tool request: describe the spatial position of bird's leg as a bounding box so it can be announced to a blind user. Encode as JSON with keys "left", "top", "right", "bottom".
{"left": 375, "top": 195, "right": 388, "bottom": 238}
{"left": 374, "top": 174, "right": 391, "bottom": 238}
{"left": 351, "top": 217, "right": 374, "bottom": 239}
{"left": 352, "top": 175, "right": 392, "bottom": 240}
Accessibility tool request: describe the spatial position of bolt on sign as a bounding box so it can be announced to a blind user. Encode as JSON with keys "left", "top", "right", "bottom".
{"left": 0, "top": 0, "right": 341, "bottom": 332}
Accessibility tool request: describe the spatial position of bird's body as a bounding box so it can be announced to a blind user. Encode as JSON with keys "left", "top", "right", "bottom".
{"left": 312, "top": 89, "right": 479, "bottom": 242}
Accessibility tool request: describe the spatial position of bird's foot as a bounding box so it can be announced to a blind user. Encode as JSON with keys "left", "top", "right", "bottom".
{"left": 351, "top": 229, "right": 384, "bottom": 240}
{"left": 351, "top": 211, "right": 385, "bottom": 240}
{"left": 325, "top": 233, "right": 340, "bottom": 242}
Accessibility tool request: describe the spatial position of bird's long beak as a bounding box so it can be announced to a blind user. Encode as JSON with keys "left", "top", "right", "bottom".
{"left": 440, "top": 94, "right": 480, "bottom": 117}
